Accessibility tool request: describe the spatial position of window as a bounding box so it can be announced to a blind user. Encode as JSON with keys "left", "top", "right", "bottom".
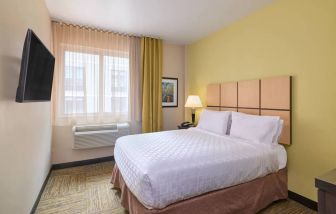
{"left": 52, "top": 23, "right": 142, "bottom": 126}
{"left": 103, "top": 56, "right": 129, "bottom": 114}
{"left": 63, "top": 50, "right": 129, "bottom": 121}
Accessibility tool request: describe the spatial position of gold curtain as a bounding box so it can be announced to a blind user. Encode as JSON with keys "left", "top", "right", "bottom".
{"left": 141, "top": 37, "right": 163, "bottom": 132}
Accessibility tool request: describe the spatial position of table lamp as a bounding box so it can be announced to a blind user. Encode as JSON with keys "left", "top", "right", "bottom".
{"left": 184, "top": 95, "right": 203, "bottom": 124}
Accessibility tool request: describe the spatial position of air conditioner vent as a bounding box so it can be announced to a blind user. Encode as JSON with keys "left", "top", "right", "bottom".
{"left": 72, "top": 123, "right": 130, "bottom": 149}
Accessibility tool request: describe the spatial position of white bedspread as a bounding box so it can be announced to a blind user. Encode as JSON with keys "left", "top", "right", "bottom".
{"left": 114, "top": 128, "right": 286, "bottom": 209}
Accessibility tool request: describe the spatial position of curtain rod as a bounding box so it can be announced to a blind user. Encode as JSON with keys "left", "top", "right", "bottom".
{"left": 51, "top": 19, "right": 161, "bottom": 40}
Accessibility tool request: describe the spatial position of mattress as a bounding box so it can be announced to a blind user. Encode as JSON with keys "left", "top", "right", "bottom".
{"left": 114, "top": 128, "right": 287, "bottom": 209}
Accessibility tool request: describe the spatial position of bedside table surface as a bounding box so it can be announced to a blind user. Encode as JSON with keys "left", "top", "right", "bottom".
{"left": 316, "top": 169, "right": 336, "bottom": 214}
{"left": 315, "top": 169, "right": 336, "bottom": 194}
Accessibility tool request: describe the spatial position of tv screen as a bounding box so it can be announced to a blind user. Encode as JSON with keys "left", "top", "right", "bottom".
{"left": 16, "top": 29, "right": 55, "bottom": 102}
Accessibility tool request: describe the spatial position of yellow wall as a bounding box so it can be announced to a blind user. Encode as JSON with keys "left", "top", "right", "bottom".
{"left": 187, "top": 0, "right": 336, "bottom": 201}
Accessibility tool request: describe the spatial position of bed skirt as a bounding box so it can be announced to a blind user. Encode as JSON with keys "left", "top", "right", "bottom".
{"left": 111, "top": 164, "right": 288, "bottom": 214}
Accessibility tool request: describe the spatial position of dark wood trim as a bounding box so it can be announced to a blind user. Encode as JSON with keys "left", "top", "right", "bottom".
{"left": 207, "top": 105, "right": 224, "bottom": 108}
{"left": 289, "top": 76, "right": 293, "bottom": 146}
{"left": 219, "top": 83, "right": 222, "bottom": 107}
{"left": 237, "top": 107, "right": 259, "bottom": 110}
{"left": 208, "top": 105, "right": 245, "bottom": 108}
{"left": 52, "top": 156, "right": 114, "bottom": 170}
{"left": 162, "top": 77, "right": 178, "bottom": 108}
{"left": 207, "top": 105, "right": 291, "bottom": 112}
{"left": 208, "top": 105, "right": 239, "bottom": 108}
{"left": 236, "top": 82, "right": 239, "bottom": 112}
{"left": 260, "top": 108, "right": 292, "bottom": 111}
{"left": 259, "top": 79, "right": 261, "bottom": 115}
{"left": 30, "top": 167, "right": 52, "bottom": 214}
{"left": 288, "top": 190, "right": 318, "bottom": 211}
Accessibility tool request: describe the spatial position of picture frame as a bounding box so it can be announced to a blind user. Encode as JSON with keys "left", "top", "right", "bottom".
{"left": 162, "top": 77, "right": 178, "bottom": 107}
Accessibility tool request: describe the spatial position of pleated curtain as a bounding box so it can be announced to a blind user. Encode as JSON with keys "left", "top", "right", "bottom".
{"left": 141, "top": 37, "right": 163, "bottom": 133}
{"left": 52, "top": 22, "right": 141, "bottom": 129}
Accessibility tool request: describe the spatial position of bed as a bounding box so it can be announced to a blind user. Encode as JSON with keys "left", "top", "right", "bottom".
{"left": 112, "top": 128, "right": 287, "bottom": 213}
{"left": 111, "top": 76, "right": 292, "bottom": 214}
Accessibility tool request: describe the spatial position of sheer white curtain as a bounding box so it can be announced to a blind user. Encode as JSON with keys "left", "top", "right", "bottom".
{"left": 52, "top": 22, "right": 141, "bottom": 128}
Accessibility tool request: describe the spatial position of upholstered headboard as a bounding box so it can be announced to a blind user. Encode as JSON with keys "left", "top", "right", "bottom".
{"left": 207, "top": 76, "right": 292, "bottom": 145}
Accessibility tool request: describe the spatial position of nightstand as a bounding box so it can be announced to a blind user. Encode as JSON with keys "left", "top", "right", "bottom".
{"left": 315, "top": 169, "right": 336, "bottom": 214}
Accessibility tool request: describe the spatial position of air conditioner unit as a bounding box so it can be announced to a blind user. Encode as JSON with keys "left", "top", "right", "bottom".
{"left": 72, "top": 123, "right": 130, "bottom": 149}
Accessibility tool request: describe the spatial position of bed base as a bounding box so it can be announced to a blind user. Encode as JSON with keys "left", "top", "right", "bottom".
{"left": 111, "top": 164, "right": 287, "bottom": 214}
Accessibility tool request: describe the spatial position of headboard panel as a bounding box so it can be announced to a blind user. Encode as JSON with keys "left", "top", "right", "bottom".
{"left": 238, "top": 79, "right": 260, "bottom": 108}
{"left": 206, "top": 76, "right": 292, "bottom": 145}
{"left": 206, "top": 84, "right": 221, "bottom": 107}
{"left": 260, "top": 76, "right": 291, "bottom": 110}
{"left": 220, "top": 82, "right": 237, "bottom": 108}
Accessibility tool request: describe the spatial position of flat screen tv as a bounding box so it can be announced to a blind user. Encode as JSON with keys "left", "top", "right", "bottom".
{"left": 16, "top": 29, "right": 55, "bottom": 102}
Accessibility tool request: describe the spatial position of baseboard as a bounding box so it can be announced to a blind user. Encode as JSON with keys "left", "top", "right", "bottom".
{"left": 30, "top": 167, "right": 52, "bottom": 214}
{"left": 288, "top": 190, "right": 318, "bottom": 211}
{"left": 52, "top": 156, "right": 114, "bottom": 170}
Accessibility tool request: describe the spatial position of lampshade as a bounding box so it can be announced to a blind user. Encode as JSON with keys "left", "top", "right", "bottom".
{"left": 185, "top": 95, "right": 203, "bottom": 108}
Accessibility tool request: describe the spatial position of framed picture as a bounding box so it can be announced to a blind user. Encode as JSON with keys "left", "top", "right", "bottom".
{"left": 162, "top": 77, "right": 178, "bottom": 107}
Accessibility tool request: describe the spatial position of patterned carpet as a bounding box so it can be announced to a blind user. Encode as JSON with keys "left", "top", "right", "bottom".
{"left": 35, "top": 161, "right": 316, "bottom": 214}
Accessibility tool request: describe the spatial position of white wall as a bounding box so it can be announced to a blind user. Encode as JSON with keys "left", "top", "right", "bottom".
{"left": 0, "top": 0, "right": 52, "bottom": 213}
{"left": 52, "top": 126, "right": 114, "bottom": 164}
{"left": 162, "top": 42, "right": 186, "bottom": 130}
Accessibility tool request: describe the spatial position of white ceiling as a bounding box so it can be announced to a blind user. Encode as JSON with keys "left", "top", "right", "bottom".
{"left": 45, "top": 0, "right": 273, "bottom": 44}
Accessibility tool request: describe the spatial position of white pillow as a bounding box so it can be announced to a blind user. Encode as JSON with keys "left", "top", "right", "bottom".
{"left": 272, "top": 119, "right": 284, "bottom": 144}
{"left": 197, "top": 109, "right": 231, "bottom": 135}
{"left": 230, "top": 112, "right": 280, "bottom": 145}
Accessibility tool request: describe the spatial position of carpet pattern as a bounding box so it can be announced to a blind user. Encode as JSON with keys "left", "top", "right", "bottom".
{"left": 35, "top": 161, "right": 316, "bottom": 214}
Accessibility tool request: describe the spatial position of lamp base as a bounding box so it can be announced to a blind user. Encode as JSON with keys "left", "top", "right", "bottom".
{"left": 191, "top": 108, "right": 196, "bottom": 124}
{"left": 191, "top": 113, "right": 195, "bottom": 124}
